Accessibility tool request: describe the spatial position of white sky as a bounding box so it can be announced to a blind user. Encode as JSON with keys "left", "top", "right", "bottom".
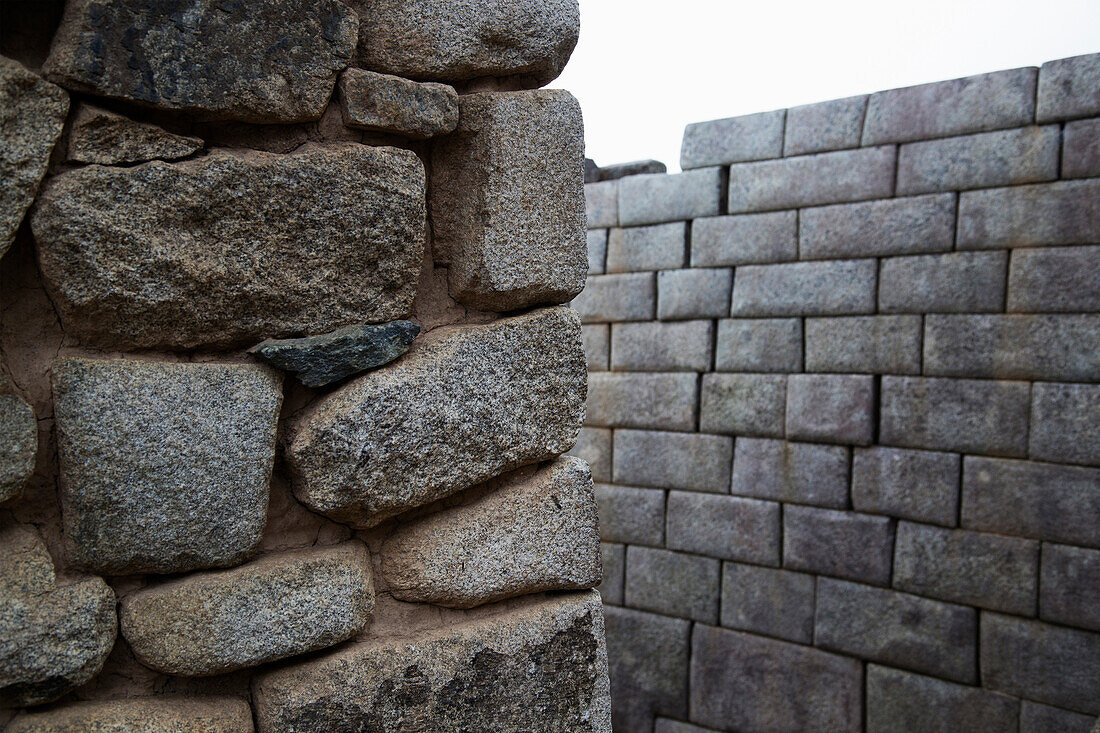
{"left": 557, "top": 0, "right": 1100, "bottom": 172}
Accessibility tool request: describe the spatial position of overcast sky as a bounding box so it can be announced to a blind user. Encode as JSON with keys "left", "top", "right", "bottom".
{"left": 557, "top": 0, "right": 1100, "bottom": 172}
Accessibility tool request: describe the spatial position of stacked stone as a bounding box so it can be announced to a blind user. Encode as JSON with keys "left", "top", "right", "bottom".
{"left": 0, "top": 1, "right": 610, "bottom": 730}
{"left": 576, "top": 54, "right": 1100, "bottom": 733}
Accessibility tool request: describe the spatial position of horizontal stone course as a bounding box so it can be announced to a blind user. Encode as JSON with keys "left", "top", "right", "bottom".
{"left": 613, "top": 430, "right": 733, "bottom": 493}
{"left": 680, "top": 110, "right": 785, "bottom": 169}
{"left": 852, "top": 447, "right": 959, "bottom": 526}
{"left": 957, "top": 179, "right": 1100, "bottom": 249}
{"left": 805, "top": 316, "right": 921, "bottom": 374}
{"left": 783, "top": 505, "right": 895, "bottom": 585}
{"left": 581, "top": 324, "right": 609, "bottom": 371}
{"left": 731, "top": 438, "right": 849, "bottom": 508}
{"left": 587, "top": 372, "right": 697, "bottom": 431}
{"left": 619, "top": 168, "right": 724, "bottom": 226}
{"left": 1030, "top": 382, "right": 1100, "bottom": 466}
{"left": 784, "top": 95, "right": 867, "bottom": 156}
{"left": 866, "top": 665, "right": 1018, "bottom": 733}
{"left": 715, "top": 318, "right": 803, "bottom": 373}
{"left": 611, "top": 320, "right": 712, "bottom": 372}
{"left": 665, "top": 492, "right": 780, "bottom": 566}
{"left": 879, "top": 251, "right": 1008, "bottom": 313}
{"left": 595, "top": 484, "right": 665, "bottom": 547}
{"left": 1037, "top": 52, "right": 1100, "bottom": 121}
{"left": 606, "top": 223, "right": 686, "bottom": 273}
{"left": 625, "top": 546, "right": 719, "bottom": 623}
{"left": 657, "top": 268, "right": 733, "bottom": 320}
{"left": 1041, "top": 543, "right": 1100, "bottom": 632}
{"left": 691, "top": 211, "right": 797, "bottom": 267}
{"left": 786, "top": 373, "right": 874, "bottom": 445}
{"left": 699, "top": 373, "right": 786, "bottom": 438}
{"left": 720, "top": 563, "right": 815, "bottom": 643}
{"left": 730, "top": 259, "right": 877, "bottom": 317}
{"left": 585, "top": 180, "right": 618, "bottom": 228}
{"left": 603, "top": 606, "right": 690, "bottom": 732}
{"left": 1062, "top": 118, "right": 1100, "bottom": 178}
{"left": 571, "top": 272, "right": 655, "bottom": 323}
{"left": 6, "top": 697, "right": 254, "bottom": 733}
{"left": 799, "top": 194, "right": 955, "bottom": 260}
{"left": 1008, "top": 245, "right": 1100, "bottom": 312}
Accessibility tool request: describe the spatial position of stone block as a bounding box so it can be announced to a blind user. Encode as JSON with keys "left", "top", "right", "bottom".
{"left": 1063, "top": 118, "right": 1100, "bottom": 178}
{"left": 655, "top": 720, "right": 720, "bottom": 733}
{"left": 862, "top": 67, "right": 1037, "bottom": 144}
{"left": 962, "top": 457, "right": 1100, "bottom": 548}
{"left": 657, "top": 268, "right": 733, "bottom": 320}
{"left": 0, "top": 394, "right": 36, "bottom": 506}
{"left": 613, "top": 430, "right": 733, "bottom": 493}
{"left": 1030, "top": 382, "right": 1100, "bottom": 466}
{"left": 1042, "top": 543, "right": 1100, "bottom": 632}
{"left": 603, "top": 605, "right": 690, "bottom": 732}
{"left": 597, "top": 159, "right": 668, "bottom": 181}
{"left": 571, "top": 272, "right": 655, "bottom": 323}
{"left": 382, "top": 458, "right": 599, "bottom": 608}
{"left": 54, "top": 358, "right": 282, "bottom": 575}
{"left": 599, "top": 543, "right": 625, "bottom": 605}
{"left": 67, "top": 103, "right": 203, "bottom": 165}
{"left": 784, "top": 95, "right": 868, "bottom": 156}
{"left": 430, "top": 90, "right": 586, "bottom": 310}
{"left": 586, "top": 180, "right": 619, "bottom": 229}
{"left": 720, "top": 562, "right": 814, "bottom": 643}
{"left": 925, "top": 314, "right": 1100, "bottom": 381}
{"left": 880, "top": 376, "right": 1030, "bottom": 457}
{"left": 816, "top": 578, "right": 977, "bottom": 683}
{"left": 958, "top": 180, "right": 1100, "bottom": 249}
{"left": 581, "top": 324, "right": 609, "bottom": 371}
{"left": 879, "top": 251, "right": 1007, "bottom": 313}
{"left": 730, "top": 259, "right": 877, "bottom": 316}
{"left": 691, "top": 211, "right": 798, "bottom": 267}
{"left": 784, "top": 506, "right": 895, "bottom": 585}
{"left": 253, "top": 591, "right": 612, "bottom": 732}
{"left": 606, "top": 222, "right": 686, "bottom": 272}
{"left": 800, "top": 193, "right": 956, "bottom": 260}
{"left": 595, "top": 483, "right": 665, "bottom": 547}
{"left": 1020, "top": 701, "right": 1097, "bottom": 733}
{"left": 34, "top": 144, "right": 424, "bottom": 349}
{"left": 666, "top": 492, "right": 780, "bottom": 565}
{"left": 1008, "top": 245, "right": 1100, "bottom": 312}
{"left": 287, "top": 308, "right": 585, "bottom": 528}
{"left": 727, "top": 145, "right": 895, "bottom": 213}
{"left": 587, "top": 229, "right": 608, "bottom": 274}
{"left": 805, "top": 316, "right": 921, "bottom": 374}
{"left": 699, "top": 373, "right": 786, "bottom": 438}
{"left": 852, "top": 447, "right": 959, "bottom": 526}
{"left": 731, "top": 438, "right": 849, "bottom": 508}
{"left": 981, "top": 613, "right": 1100, "bottom": 714}
{"left": 680, "top": 110, "right": 785, "bottom": 169}
{"left": 690, "top": 625, "right": 862, "bottom": 732}
{"left": 625, "top": 546, "right": 719, "bottom": 623}
{"left": 587, "top": 372, "right": 697, "bottom": 431}
{"left": 568, "top": 427, "right": 611, "bottom": 482}
{"left": 0, "top": 526, "right": 54, "bottom": 598}
{"left": 619, "top": 168, "right": 725, "bottom": 226}
{"left": 715, "top": 318, "right": 803, "bottom": 373}
{"left": 6, "top": 697, "right": 253, "bottom": 733}
{"left": 866, "top": 665, "right": 1019, "bottom": 733}
{"left": 611, "top": 320, "right": 713, "bottom": 372}
{"left": 1037, "top": 52, "right": 1100, "bottom": 121}
{"left": 897, "top": 125, "right": 1059, "bottom": 194}
{"left": 338, "top": 68, "right": 457, "bottom": 138}
{"left": 786, "top": 373, "right": 874, "bottom": 445}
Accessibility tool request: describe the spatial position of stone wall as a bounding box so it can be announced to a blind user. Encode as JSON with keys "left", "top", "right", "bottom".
{"left": 0, "top": 1, "right": 611, "bottom": 730}
{"left": 575, "top": 54, "right": 1100, "bottom": 733}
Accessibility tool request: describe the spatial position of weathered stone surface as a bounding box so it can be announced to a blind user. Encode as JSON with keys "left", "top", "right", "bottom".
{"left": 382, "top": 458, "right": 600, "bottom": 608}
{"left": 699, "top": 373, "right": 787, "bottom": 438}
{"left": 598, "top": 543, "right": 624, "bottom": 605}
{"left": 666, "top": 492, "right": 780, "bottom": 566}
{"left": 619, "top": 168, "right": 724, "bottom": 226}
{"left": 595, "top": 483, "right": 664, "bottom": 547}
{"left": 1037, "top": 52, "right": 1100, "bottom": 121}
{"left": 0, "top": 526, "right": 54, "bottom": 598}
{"left": 731, "top": 438, "right": 849, "bottom": 508}
{"left": 571, "top": 272, "right": 655, "bottom": 323}
{"left": 1030, "top": 382, "right": 1100, "bottom": 466}
{"left": 610, "top": 321, "right": 712, "bottom": 372}
{"left": 805, "top": 316, "right": 922, "bottom": 374}
{"left": 338, "top": 68, "right": 457, "bottom": 138}
{"left": 252, "top": 590, "right": 612, "bottom": 733}
{"left": 852, "top": 447, "right": 960, "bottom": 526}
{"left": 585, "top": 181, "right": 618, "bottom": 229}
{"left": 568, "top": 427, "right": 611, "bottom": 481}
{"left": 784, "top": 95, "right": 868, "bottom": 156}
{"left": 691, "top": 211, "right": 797, "bottom": 267}
{"left": 1022, "top": 702, "right": 1097, "bottom": 733}
{"left": 879, "top": 251, "right": 1007, "bottom": 313}
{"left": 6, "top": 697, "right": 254, "bottom": 732}
{"left": 784, "top": 506, "right": 895, "bottom": 585}
{"left": 587, "top": 372, "right": 697, "bottom": 431}
{"left": 1008, "top": 245, "right": 1100, "bottom": 312}
{"left": 604, "top": 606, "right": 690, "bottom": 732}
{"left": 351, "top": 0, "right": 578, "bottom": 86}
{"left": 1063, "top": 118, "right": 1100, "bottom": 179}
{"left": 581, "top": 324, "right": 609, "bottom": 371}
{"left": 866, "top": 665, "right": 1019, "bottom": 733}
{"left": 613, "top": 430, "right": 732, "bottom": 493}
{"left": 655, "top": 719, "right": 720, "bottom": 733}
{"left": 625, "top": 546, "right": 719, "bottom": 623}
{"left": 786, "top": 374, "right": 874, "bottom": 445}
{"left": 0, "top": 393, "right": 36, "bottom": 506}
{"left": 680, "top": 110, "right": 785, "bottom": 169}
{"left": 800, "top": 193, "right": 955, "bottom": 260}
{"left": 606, "top": 223, "right": 686, "bottom": 273}
{"left": 596, "top": 159, "right": 667, "bottom": 181}
{"left": 0, "top": 56, "right": 68, "bottom": 255}
{"left": 431, "top": 90, "right": 585, "bottom": 311}
{"left": 1041, "top": 543, "right": 1100, "bottom": 632}
{"left": 249, "top": 321, "right": 420, "bottom": 388}
{"left": 287, "top": 308, "right": 585, "bottom": 528}
{"left": 957, "top": 180, "right": 1100, "bottom": 249}
{"left": 730, "top": 260, "right": 877, "bottom": 316}
{"left": 657, "top": 268, "right": 733, "bottom": 320}
{"left": 67, "top": 104, "right": 203, "bottom": 164}
{"left": 33, "top": 144, "right": 425, "bottom": 349}
{"left": 721, "top": 563, "right": 814, "bottom": 643}
{"left": 715, "top": 318, "right": 802, "bottom": 372}
{"left": 586, "top": 230, "right": 607, "bottom": 275}
{"left": 121, "top": 542, "right": 374, "bottom": 676}
{"left": 42, "top": 0, "right": 356, "bottom": 122}
{"left": 54, "top": 358, "right": 282, "bottom": 575}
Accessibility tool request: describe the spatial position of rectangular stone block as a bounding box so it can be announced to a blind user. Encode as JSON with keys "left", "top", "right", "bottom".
{"left": 730, "top": 259, "right": 876, "bottom": 317}
{"left": 880, "top": 376, "right": 1030, "bottom": 457}
{"left": 1030, "top": 382, "right": 1100, "bottom": 466}
{"left": 690, "top": 211, "right": 797, "bottom": 267}
{"left": 666, "top": 492, "right": 780, "bottom": 565}
{"left": 7, "top": 698, "right": 255, "bottom": 733}
{"left": 862, "top": 67, "right": 1037, "bottom": 144}
{"left": 957, "top": 180, "right": 1100, "bottom": 249}
{"left": 981, "top": 613, "right": 1100, "bottom": 714}
{"left": 595, "top": 483, "right": 665, "bottom": 547}
{"left": 619, "top": 168, "right": 724, "bottom": 226}
{"left": 1020, "top": 701, "right": 1097, "bottom": 733}
{"left": 606, "top": 222, "right": 686, "bottom": 273}
{"left": 785, "top": 373, "right": 874, "bottom": 445}
{"left": 571, "top": 272, "right": 655, "bottom": 323}
{"left": 784, "top": 95, "right": 868, "bottom": 156}
{"left": 783, "top": 506, "right": 895, "bottom": 585}
{"left": 613, "top": 429, "right": 733, "bottom": 493}
{"left": 852, "top": 446, "right": 960, "bottom": 527}
{"left": 586, "top": 372, "right": 697, "bottom": 431}
{"left": 581, "top": 324, "right": 608, "bottom": 371}
{"left": 690, "top": 625, "right": 862, "bottom": 733}
{"left": 567, "top": 427, "right": 611, "bottom": 482}
{"left": 1008, "top": 245, "right": 1100, "bottom": 312}
{"left": 610, "top": 320, "right": 713, "bottom": 372}
{"left": 625, "top": 546, "right": 719, "bottom": 623}
{"left": 604, "top": 606, "right": 690, "bottom": 732}
{"left": 1041, "top": 543, "right": 1100, "bottom": 632}
{"left": 657, "top": 268, "right": 732, "bottom": 320}
{"left": 585, "top": 180, "right": 618, "bottom": 229}
{"left": 879, "top": 251, "right": 1007, "bottom": 313}
{"left": 896, "top": 125, "right": 1059, "bottom": 195}
{"left": 587, "top": 229, "right": 607, "bottom": 274}
{"left": 924, "top": 314, "right": 1100, "bottom": 382}
{"left": 731, "top": 438, "right": 849, "bottom": 508}
{"left": 598, "top": 543, "right": 624, "bottom": 605}
{"left": 727, "top": 145, "right": 896, "bottom": 213}
{"left": 800, "top": 193, "right": 956, "bottom": 260}
{"left": 699, "top": 373, "right": 786, "bottom": 438}
{"left": 680, "top": 109, "right": 785, "bottom": 169}
{"left": 805, "top": 316, "right": 921, "bottom": 374}
{"left": 866, "top": 665, "right": 1019, "bottom": 733}
{"left": 715, "top": 318, "right": 803, "bottom": 373}
{"left": 1037, "top": 52, "right": 1100, "bottom": 121}
{"left": 962, "top": 457, "right": 1100, "bottom": 548}
{"left": 596, "top": 160, "right": 667, "bottom": 181}
{"left": 720, "top": 562, "right": 814, "bottom": 643}
{"left": 816, "top": 578, "right": 977, "bottom": 683}
{"left": 655, "top": 720, "right": 720, "bottom": 733}
{"left": 1063, "top": 118, "right": 1100, "bottom": 178}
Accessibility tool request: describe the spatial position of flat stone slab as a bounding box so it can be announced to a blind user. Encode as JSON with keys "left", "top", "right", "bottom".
{"left": 287, "top": 307, "right": 585, "bottom": 528}
{"left": 53, "top": 358, "right": 283, "bottom": 575}
{"left": 0, "top": 393, "right": 37, "bottom": 506}
{"left": 121, "top": 542, "right": 374, "bottom": 676}
{"left": 67, "top": 104, "right": 204, "bottom": 164}
{"left": 42, "top": 0, "right": 357, "bottom": 123}
{"left": 33, "top": 144, "right": 424, "bottom": 349}
{"left": 7, "top": 696, "right": 253, "bottom": 732}
{"left": 382, "top": 456, "right": 600, "bottom": 608}
{"left": 252, "top": 590, "right": 611, "bottom": 732}
{"left": 338, "top": 69, "right": 458, "bottom": 138}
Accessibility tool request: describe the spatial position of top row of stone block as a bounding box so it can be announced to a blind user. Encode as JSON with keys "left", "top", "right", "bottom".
{"left": 681, "top": 53, "right": 1100, "bottom": 169}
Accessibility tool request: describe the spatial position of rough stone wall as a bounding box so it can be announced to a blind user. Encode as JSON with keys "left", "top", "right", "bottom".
{"left": 0, "top": 1, "right": 612, "bottom": 730}
{"left": 574, "top": 54, "right": 1100, "bottom": 733}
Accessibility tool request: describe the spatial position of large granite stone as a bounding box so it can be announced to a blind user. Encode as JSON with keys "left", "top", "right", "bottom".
{"left": 338, "top": 69, "right": 458, "bottom": 138}
{"left": 603, "top": 606, "right": 690, "bottom": 731}
{"left": 6, "top": 697, "right": 254, "bottom": 732}
{"left": 867, "top": 665, "right": 1019, "bottom": 733}
{"left": 0, "top": 526, "right": 54, "bottom": 597}
{"left": 42, "top": 0, "right": 357, "bottom": 123}
{"left": 121, "top": 542, "right": 374, "bottom": 676}
{"left": 0, "top": 393, "right": 36, "bottom": 506}
{"left": 66, "top": 104, "right": 203, "bottom": 164}
{"left": 252, "top": 591, "right": 611, "bottom": 732}
{"left": 431, "top": 91, "right": 586, "bottom": 310}
{"left": 53, "top": 358, "right": 283, "bottom": 575}
{"left": 33, "top": 144, "right": 425, "bottom": 349}
{"left": 287, "top": 307, "right": 585, "bottom": 528}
